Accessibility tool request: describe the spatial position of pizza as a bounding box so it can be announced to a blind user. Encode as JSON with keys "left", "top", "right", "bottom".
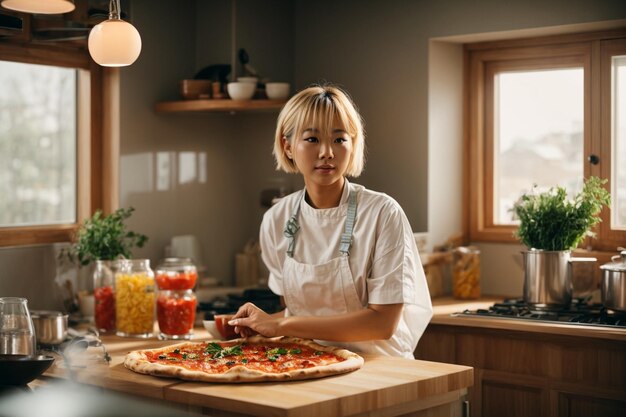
{"left": 124, "top": 335, "right": 364, "bottom": 383}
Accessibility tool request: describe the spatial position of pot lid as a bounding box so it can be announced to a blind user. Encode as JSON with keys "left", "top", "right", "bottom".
{"left": 600, "top": 250, "right": 626, "bottom": 272}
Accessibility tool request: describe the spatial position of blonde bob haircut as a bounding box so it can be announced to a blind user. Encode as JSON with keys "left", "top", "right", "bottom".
{"left": 273, "top": 84, "right": 366, "bottom": 177}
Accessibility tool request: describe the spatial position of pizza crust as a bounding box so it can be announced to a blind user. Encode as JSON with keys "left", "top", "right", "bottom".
{"left": 124, "top": 336, "right": 364, "bottom": 383}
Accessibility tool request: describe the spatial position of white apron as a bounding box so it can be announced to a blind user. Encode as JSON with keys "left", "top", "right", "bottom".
{"left": 280, "top": 189, "right": 415, "bottom": 356}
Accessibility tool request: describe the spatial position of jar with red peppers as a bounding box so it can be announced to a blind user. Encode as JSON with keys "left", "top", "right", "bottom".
{"left": 155, "top": 258, "right": 198, "bottom": 340}
{"left": 93, "top": 260, "right": 118, "bottom": 333}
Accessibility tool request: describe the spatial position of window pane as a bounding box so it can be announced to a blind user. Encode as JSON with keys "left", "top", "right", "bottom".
{"left": 493, "top": 68, "right": 584, "bottom": 224}
{"left": 612, "top": 55, "right": 626, "bottom": 230}
{"left": 0, "top": 61, "right": 76, "bottom": 227}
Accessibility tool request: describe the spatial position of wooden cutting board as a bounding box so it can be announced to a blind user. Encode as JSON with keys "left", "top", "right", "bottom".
{"left": 42, "top": 334, "right": 473, "bottom": 417}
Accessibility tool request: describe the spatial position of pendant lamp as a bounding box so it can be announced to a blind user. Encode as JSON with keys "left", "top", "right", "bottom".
{"left": 0, "top": 0, "right": 75, "bottom": 14}
{"left": 88, "top": 0, "right": 141, "bottom": 67}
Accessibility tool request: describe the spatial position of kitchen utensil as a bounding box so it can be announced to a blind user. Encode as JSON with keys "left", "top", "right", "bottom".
{"left": 600, "top": 250, "right": 626, "bottom": 312}
{"left": 0, "top": 297, "right": 36, "bottom": 356}
{"left": 265, "top": 82, "right": 290, "bottom": 99}
{"left": 30, "top": 310, "right": 68, "bottom": 346}
{"left": 226, "top": 82, "right": 255, "bottom": 100}
{"left": 522, "top": 250, "right": 596, "bottom": 309}
{"left": 0, "top": 354, "right": 54, "bottom": 386}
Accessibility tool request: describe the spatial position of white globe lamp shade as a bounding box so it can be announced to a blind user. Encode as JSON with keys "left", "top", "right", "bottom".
{"left": 88, "top": 20, "right": 142, "bottom": 67}
{"left": 0, "top": 0, "right": 75, "bottom": 14}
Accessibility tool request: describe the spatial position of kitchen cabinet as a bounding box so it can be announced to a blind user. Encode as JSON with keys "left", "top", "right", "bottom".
{"left": 38, "top": 330, "right": 473, "bottom": 417}
{"left": 155, "top": 99, "right": 287, "bottom": 113}
{"left": 415, "top": 298, "right": 626, "bottom": 417}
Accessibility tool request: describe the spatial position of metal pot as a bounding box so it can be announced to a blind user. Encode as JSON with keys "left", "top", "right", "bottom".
{"left": 600, "top": 251, "right": 626, "bottom": 312}
{"left": 30, "top": 310, "right": 68, "bottom": 345}
{"left": 522, "top": 250, "right": 597, "bottom": 309}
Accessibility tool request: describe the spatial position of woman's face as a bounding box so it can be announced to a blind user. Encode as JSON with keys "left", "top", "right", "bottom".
{"left": 284, "top": 118, "right": 353, "bottom": 189}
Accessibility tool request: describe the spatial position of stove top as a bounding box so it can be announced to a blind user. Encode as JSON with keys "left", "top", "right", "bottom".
{"left": 453, "top": 298, "right": 626, "bottom": 329}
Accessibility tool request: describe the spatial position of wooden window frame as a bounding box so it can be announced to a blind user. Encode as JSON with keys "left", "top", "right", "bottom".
{"left": 0, "top": 41, "right": 118, "bottom": 247}
{"left": 464, "top": 29, "right": 626, "bottom": 252}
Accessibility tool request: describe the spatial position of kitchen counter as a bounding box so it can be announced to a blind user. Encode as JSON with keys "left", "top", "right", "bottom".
{"left": 420, "top": 297, "right": 626, "bottom": 416}
{"left": 431, "top": 296, "right": 626, "bottom": 341}
{"left": 38, "top": 331, "right": 473, "bottom": 417}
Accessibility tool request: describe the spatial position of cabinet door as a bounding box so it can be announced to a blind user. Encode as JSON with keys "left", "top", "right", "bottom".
{"left": 558, "top": 392, "right": 626, "bottom": 417}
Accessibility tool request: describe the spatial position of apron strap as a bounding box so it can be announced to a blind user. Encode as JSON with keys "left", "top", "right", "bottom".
{"left": 283, "top": 190, "right": 304, "bottom": 258}
{"left": 283, "top": 188, "right": 358, "bottom": 257}
{"left": 339, "top": 191, "right": 358, "bottom": 255}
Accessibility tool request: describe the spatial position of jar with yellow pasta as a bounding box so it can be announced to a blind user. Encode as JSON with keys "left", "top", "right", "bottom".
{"left": 115, "top": 259, "right": 155, "bottom": 338}
{"left": 452, "top": 247, "right": 481, "bottom": 299}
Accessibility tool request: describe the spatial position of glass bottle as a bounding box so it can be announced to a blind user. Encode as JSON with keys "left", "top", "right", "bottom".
{"left": 155, "top": 258, "right": 198, "bottom": 340}
{"left": 93, "top": 260, "right": 118, "bottom": 333}
{"left": 115, "top": 259, "right": 155, "bottom": 338}
{"left": 452, "top": 247, "right": 481, "bottom": 299}
{"left": 0, "top": 297, "right": 36, "bottom": 356}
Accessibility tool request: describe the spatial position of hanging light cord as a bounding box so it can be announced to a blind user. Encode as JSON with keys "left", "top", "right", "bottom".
{"left": 109, "top": 0, "right": 122, "bottom": 20}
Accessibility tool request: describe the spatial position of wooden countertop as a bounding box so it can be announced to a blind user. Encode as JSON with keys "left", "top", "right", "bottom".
{"left": 431, "top": 297, "right": 626, "bottom": 342}
{"left": 40, "top": 332, "right": 473, "bottom": 417}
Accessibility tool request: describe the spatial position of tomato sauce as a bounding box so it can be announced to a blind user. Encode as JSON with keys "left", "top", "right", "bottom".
{"left": 155, "top": 270, "right": 197, "bottom": 290}
{"left": 94, "top": 285, "right": 115, "bottom": 332}
{"left": 147, "top": 341, "right": 344, "bottom": 374}
{"left": 156, "top": 291, "right": 197, "bottom": 336}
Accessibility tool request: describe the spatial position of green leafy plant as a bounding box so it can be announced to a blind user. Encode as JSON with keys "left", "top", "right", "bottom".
{"left": 512, "top": 176, "right": 611, "bottom": 251}
{"left": 61, "top": 207, "right": 148, "bottom": 266}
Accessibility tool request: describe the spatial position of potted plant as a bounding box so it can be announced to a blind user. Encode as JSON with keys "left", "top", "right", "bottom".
{"left": 512, "top": 176, "right": 611, "bottom": 308}
{"left": 60, "top": 207, "right": 148, "bottom": 330}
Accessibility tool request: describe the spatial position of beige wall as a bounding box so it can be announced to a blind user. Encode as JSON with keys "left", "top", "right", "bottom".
{"left": 1, "top": 0, "right": 625, "bottom": 309}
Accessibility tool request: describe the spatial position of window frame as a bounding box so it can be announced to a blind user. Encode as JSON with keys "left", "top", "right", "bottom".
{"left": 464, "top": 29, "right": 626, "bottom": 252}
{"left": 0, "top": 41, "right": 117, "bottom": 247}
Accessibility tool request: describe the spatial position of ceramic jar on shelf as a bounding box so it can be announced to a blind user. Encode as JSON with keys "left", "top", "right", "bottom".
{"left": 115, "top": 259, "right": 155, "bottom": 338}
{"left": 154, "top": 258, "right": 198, "bottom": 340}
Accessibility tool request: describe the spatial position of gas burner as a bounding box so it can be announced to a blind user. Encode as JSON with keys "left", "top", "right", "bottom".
{"left": 457, "top": 298, "right": 626, "bottom": 329}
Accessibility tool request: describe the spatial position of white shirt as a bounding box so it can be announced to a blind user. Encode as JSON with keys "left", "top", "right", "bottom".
{"left": 260, "top": 180, "right": 433, "bottom": 358}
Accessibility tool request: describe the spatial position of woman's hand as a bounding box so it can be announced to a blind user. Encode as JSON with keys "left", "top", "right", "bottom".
{"left": 229, "top": 302, "right": 283, "bottom": 338}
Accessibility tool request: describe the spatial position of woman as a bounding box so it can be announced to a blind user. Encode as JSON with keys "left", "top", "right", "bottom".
{"left": 229, "top": 84, "right": 432, "bottom": 358}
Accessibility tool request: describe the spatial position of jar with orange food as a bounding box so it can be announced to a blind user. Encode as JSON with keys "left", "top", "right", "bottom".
{"left": 155, "top": 258, "right": 198, "bottom": 340}
{"left": 115, "top": 259, "right": 155, "bottom": 338}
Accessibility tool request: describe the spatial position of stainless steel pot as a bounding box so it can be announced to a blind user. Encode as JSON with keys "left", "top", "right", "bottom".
{"left": 600, "top": 251, "right": 626, "bottom": 312}
{"left": 30, "top": 310, "right": 68, "bottom": 345}
{"left": 522, "top": 250, "right": 597, "bottom": 309}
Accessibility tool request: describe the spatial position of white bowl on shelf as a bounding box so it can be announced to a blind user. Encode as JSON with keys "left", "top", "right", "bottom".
{"left": 265, "top": 82, "right": 290, "bottom": 100}
{"left": 227, "top": 82, "right": 255, "bottom": 100}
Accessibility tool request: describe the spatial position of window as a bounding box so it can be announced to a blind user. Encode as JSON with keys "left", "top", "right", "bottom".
{"left": 0, "top": 41, "right": 115, "bottom": 247}
{"left": 0, "top": 61, "right": 77, "bottom": 227}
{"left": 465, "top": 30, "right": 626, "bottom": 251}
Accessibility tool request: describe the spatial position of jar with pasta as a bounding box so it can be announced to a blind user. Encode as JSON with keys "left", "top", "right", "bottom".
{"left": 452, "top": 247, "right": 480, "bottom": 299}
{"left": 115, "top": 259, "right": 155, "bottom": 338}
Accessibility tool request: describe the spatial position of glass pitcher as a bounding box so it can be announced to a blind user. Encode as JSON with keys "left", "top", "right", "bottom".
{"left": 0, "top": 297, "right": 36, "bottom": 356}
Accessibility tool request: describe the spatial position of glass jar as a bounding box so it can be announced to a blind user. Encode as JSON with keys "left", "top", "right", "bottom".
{"left": 0, "top": 297, "right": 36, "bottom": 356}
{"left": 156, "top": 290, "right": 197, "bottom": 340}
{"left": 452, "top": 247, "right": 481, "bottom": 299}
{"left": 155, "top": 258, "right": 198, "bottom": 290}
{"left": 93, "top": 260, "right": 118, "bottom": 333}
{"left": 115, "top": 259, "right": 155, "bottom": 338}
{"left": 155, "top": 258, "right": 198, "bottom": 340}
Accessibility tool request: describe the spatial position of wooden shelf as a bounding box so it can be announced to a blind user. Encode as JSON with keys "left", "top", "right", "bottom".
{"left": 155, "top": 99, "right": 287, "bottom": 113}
